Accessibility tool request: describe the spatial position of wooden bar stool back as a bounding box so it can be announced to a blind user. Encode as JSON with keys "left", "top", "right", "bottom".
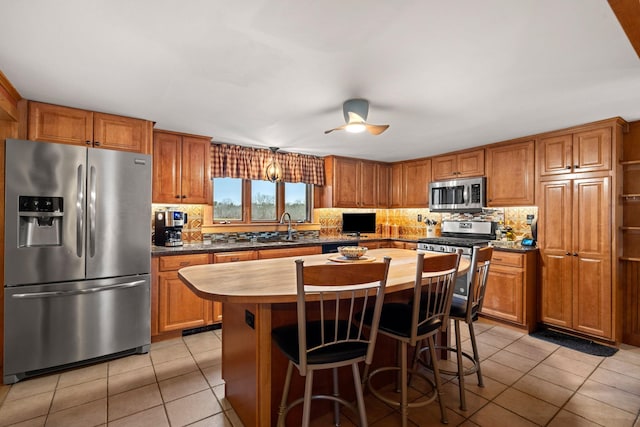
{"left": 272, "top": 256, "right": 391, "bottom": 427}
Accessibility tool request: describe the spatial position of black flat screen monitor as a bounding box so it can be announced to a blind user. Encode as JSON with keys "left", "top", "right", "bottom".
{"left": 342, "top": 213, "right": 376, "bottom": 236}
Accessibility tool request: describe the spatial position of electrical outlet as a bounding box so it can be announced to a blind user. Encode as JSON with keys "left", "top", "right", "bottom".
{"left": 526, "top": 214, "right": 534, "bottom": 225}
{"left": 417, "top": 214, "right": 422, "bottom": 222}
{"left": 245, "top": 310, "right": 255, "bottom": 329}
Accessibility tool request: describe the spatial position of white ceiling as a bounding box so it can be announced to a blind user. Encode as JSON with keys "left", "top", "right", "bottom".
{"left": 1, "top": 0, "right": 639, "bottom": 162}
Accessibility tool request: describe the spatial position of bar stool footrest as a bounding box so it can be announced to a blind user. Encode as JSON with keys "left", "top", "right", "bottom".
{"left": 416, "top": 345, "right": 480, "bottom": 378}
{"left": 365, "top": 366, "right": 439, "bottom": 409}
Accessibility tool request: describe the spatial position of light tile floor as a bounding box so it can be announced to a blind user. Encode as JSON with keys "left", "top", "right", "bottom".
{"left": 0, "top": 322, "right": 639, "bottom": 426}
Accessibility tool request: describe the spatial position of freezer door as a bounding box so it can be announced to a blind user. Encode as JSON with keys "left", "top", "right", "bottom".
{"left": 86, "top": 149, "right": 151, "bottom": 279}
{"left": 4, "top": 275, "right": 150, "bottom": 383}
{"left": 4, "top": 139, "right": 86, "bottom": 285}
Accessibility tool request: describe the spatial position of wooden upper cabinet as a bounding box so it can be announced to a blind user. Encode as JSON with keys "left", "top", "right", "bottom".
{"left": 27, "top": 102, "right": 93, "bottom": 145}
{"left": 332, "top": 157, "right": 360, "bottom": 207}
{"left": 538, "top": 127, "right": 611, "bottom": 176}
{"left": 181, "top": 136, "right": 212, "bottom": 204}
{"left": 573, "top": 128, "right": 612, "bottom": 173}
{"left": 359, "top": 160, "right": 377, "bottom": 208}
{"left": 402, "top": 159, "right": 431, "bottom": 207}
{"left": 93, "top": 112, "right": 151, "bottom": 153}
{"left": 376, "top": 163, "right": 390, "bottom": 208}
{"left": 153, "top": 132, "right": 182, "bottom": 203}
{"left": 432, "top": 149, "right": 484, "bottom": 181}
{"left": 320, "top": 156, "right": 380, "bottom": 208}
{"left": 390, "top": 163, "right": 403, "bottom": 208}
{"left": 26, "top": 101, "right": 152, "bottom": 154}
{"left": 152, "top": 130, "right": 212, "bottom": 204}
{"left": 486, "top": 140, "right": 535, "bottom": 206}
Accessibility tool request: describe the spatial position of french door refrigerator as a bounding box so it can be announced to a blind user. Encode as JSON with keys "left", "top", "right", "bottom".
{"left": 3, "top": 138, "right": 151, "bottom": 384}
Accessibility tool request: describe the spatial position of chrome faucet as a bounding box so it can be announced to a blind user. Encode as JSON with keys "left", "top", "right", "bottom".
{"left": 279, "top": 212, "right": 294, "bottom": 240}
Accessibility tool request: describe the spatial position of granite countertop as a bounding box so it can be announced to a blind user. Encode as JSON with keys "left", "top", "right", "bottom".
{"left": 151, "top": 236, "right": 419, "bottom": 256}
{"left": 152, "top": 236, "right": 539, "bottom": 255}
{"left": 489, "top": 241, "right": 539, "bottom": 253}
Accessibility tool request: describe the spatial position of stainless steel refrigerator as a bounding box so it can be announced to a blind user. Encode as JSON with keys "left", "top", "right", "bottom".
{"left": 3, "top": 138, "right": 151, "bottom": 384}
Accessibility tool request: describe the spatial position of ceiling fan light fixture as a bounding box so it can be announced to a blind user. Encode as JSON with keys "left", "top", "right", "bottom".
{"left": 345, "top": 123, "right": 366, "bottom": 133}
{"left": 264, "top": 147, "right": 283, "bottom": 182}
{"left": 324, "top": 99, "right": 389, "bottom": 136}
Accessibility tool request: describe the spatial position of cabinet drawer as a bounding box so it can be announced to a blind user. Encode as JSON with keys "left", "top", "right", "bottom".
{"left": 490, "top": 251, "right": 523, "bottom": 268}
{"left": 258, "top": 246, "right": 321, "bottom": 260}
{"left": 214, "top": 251, "right": 258, "bottom": 263}
{"left": 159, "top": 254, "right": 210, "bottom": 271}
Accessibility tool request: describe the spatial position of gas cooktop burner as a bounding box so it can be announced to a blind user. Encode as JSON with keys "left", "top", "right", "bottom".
{"left": 418, "top": 237, "right": 491, "bottom": 248}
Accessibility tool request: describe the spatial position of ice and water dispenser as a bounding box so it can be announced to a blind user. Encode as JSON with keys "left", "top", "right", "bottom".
{"left": 18, "top": 196, "right": 64, "bottom": 247}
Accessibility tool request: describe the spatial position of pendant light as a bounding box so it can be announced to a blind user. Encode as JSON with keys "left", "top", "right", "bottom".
{"left": 264, "top": 147, "right": 283, "bottom": 182}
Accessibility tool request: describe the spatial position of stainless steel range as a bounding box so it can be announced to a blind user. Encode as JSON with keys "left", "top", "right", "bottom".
{"left": 418, "top": 220, "right": 496, "bottom": 298}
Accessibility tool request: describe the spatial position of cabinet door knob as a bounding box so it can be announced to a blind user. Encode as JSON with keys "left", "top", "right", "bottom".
{"left": 86, "top": 140, "right": 92, "bottom": 145}
{"left": 566, "top": 252, "right": 571, "bottom": 256}
{"left": 181, "top": 195, "right": 187, "bottom": 198}
{"left": 566, "top": 166, "right": 572, "bottom": 169}
{"left": 94, "top": 141, "right": 101, "bottom": 146}
{"left": 175, "top": 195, "right": 181, "bottom": 199}
{"left": 574, "top": 165, "right": 580, "bottom": 169}
{"left": 573, "top": 252, "right": 578, "bottom": 257}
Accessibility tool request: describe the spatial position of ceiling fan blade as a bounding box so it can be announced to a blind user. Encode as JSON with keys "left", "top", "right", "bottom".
{"left": 365, "top": 124, "right": 390, "bottom": 135}
{"left": 324, "top": 124, "right": 347, "bottom": 134}
{"left": 346, "top": 111, "right": 366, "bottom": 124}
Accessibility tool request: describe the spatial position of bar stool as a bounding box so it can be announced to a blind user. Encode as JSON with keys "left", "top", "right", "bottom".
{"left": 363, "top": 251, "right": 461, "bottom": 427}
{"left": 413, "top": 246, "right": 493, "bottom": 411}
{"left": 272, "top": 257, "right": 391, "bottom": 427}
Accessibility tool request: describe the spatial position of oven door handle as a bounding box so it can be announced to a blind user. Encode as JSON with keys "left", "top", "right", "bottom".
{"left": 10, "top": 280, "right": 146, "bottom": 299}
{"left": 462, "top": 184, "right": 469, "bottom": 206}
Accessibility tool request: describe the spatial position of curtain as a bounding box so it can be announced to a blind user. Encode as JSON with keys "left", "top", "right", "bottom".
{"left": 211, "top": 143, "right": 325, "bottom": 185}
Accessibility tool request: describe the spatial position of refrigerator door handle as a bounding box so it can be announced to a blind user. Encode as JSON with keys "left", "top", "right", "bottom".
{"left": 10, "top": 280, "right": 147, "bottom": 299}
{"left": 76, "top": 164, "right": 85, "bottom": 258}
{"left": 89, "top": 165, "right": 97, "bottom": 258}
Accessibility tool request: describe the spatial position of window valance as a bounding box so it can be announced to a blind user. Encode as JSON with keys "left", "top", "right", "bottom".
{"left": 211, "top": 143, "right": 325, "bottom": 185}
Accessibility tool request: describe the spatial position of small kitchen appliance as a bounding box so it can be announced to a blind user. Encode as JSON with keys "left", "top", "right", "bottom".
{"left": 428, "top": 177, "right": 487, "bottom": 212}
{"left": 418, "top": 220, "right": 496, "bottom": 299}
{"left": 154, "top": 210, "right": 187, "bottom": 247}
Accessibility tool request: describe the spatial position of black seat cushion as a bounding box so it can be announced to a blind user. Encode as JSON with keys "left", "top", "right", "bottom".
{"left": 272, "top": 320, "right": 368, "bottom": 365}
{"left": 362, "top": 303, "right": 441, "bottom": 339}
{"left": 449, "top": 297, "right": 479, "bottom": 321}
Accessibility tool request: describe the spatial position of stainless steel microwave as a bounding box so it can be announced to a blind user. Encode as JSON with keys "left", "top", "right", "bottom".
{"left": 429, "top": 176, "right": 486, "bottom": 212}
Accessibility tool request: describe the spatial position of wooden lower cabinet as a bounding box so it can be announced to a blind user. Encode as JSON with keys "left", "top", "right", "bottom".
{"left": 389, "top": 241, "right": 417, "bottom": 250}
{"left": 214, "top": 250, "right": 258, "bottom": 263}
{"left": 481, "top": 250, "right": 537, "bottom": 331}
{"left": 257, "top": 246, "right": 320, "bottom": 259}
{"left": 155, "top": 254, "right": 214, "bottom": 334}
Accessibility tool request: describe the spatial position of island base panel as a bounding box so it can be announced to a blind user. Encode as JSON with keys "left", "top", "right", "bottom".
{"left": 222, "top": 302, "right": 272, "bottom": 427}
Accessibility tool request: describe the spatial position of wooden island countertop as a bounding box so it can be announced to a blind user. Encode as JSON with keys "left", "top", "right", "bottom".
{"left": 179, "top": 248, "right": 469, "bottom": 304}
{"left": 178, "top": 248, "right": 470, "bottom": 426}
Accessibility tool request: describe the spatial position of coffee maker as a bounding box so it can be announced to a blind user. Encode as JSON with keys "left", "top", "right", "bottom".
{"left": 154, "top": 210, "right": 187, "bottom": 246}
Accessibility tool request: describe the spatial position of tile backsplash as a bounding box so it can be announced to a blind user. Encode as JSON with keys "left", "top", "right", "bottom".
{"left": 152, "top": 204, "right": 538, "bottom": 243}
{"left": 315, "top": 207, "right": 538, "bottom": 240}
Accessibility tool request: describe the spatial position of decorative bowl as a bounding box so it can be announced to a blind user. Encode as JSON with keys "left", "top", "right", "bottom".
{"left": 338, "top": 246, "right": 368, "bottom": 259}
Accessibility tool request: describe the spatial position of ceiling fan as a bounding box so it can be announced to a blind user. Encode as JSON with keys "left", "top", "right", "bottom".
{"left": 324, "top": 99, "right": 389, "bottom": 135}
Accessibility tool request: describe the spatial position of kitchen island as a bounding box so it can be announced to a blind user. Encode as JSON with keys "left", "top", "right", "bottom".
{"left": 178, "top": 248, "right": 470, "bottom": 426}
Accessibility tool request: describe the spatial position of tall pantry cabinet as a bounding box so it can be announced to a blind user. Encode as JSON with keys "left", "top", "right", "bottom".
{"left": 536, "top": 118, "right": 627, "bottom": 342}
